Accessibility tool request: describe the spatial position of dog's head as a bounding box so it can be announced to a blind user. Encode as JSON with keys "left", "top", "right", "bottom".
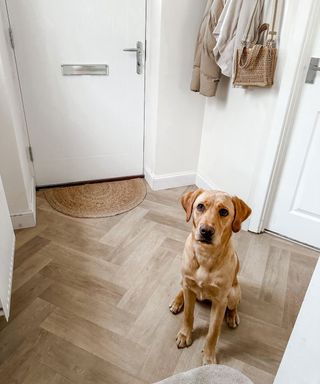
{"left": 181, "top": 189, "right": 251, "bottom": 246}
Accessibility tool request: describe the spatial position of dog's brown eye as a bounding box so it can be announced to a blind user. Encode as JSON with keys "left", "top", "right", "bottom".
{"left": 197, "top": 203, "right": 205, "bottom": 212}
{"left": 219, "top": 208, "right": 229, "bottom": 217}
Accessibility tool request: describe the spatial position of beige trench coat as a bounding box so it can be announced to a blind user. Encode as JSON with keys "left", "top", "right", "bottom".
{"left": 190, "top": 0, "right": 225, "bottom": 97}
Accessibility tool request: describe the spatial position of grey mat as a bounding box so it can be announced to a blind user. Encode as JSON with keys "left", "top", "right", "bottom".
{"left": 154, "top": 365, "right": 253, "bottom": 384}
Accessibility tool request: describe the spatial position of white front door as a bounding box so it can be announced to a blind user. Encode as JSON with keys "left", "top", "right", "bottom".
{"left": 267, "top": 21, "right": 320, "bottom": 248}
{"left": 6, "top": 0, "right": 145, "bottom": 186}
{"left": 0, "top": 176, "right": 15, "bottom": 321}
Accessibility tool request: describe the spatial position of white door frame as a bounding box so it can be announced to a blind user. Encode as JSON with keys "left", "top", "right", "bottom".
{"left": 249, "top": 0, "right": 320, "bottom": 233}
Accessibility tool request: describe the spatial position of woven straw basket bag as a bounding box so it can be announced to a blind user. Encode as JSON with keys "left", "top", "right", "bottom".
{"left": 233, "top": 0, "right": 279, "bottom": 88}
{"left": 233, "top": 24, "right": 277, "bottom": 87}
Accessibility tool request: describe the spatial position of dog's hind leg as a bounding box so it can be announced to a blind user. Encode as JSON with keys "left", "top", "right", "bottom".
{"left": 225, "top": 282, "right": 241, "bottom": 329}
{"left": 169, "top": 289, "right": 184, "bottom": 314}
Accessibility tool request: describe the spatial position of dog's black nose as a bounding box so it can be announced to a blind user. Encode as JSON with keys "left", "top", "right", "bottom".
{"left": 199, "top": 225, "right": 214, "bottom": 240}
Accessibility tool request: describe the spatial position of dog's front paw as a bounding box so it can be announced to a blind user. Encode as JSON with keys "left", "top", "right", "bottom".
{"left": 176, "top": 329, "right": 192, "bottom": 348}
{"left": 169, "top": 298, "right": 184, "bottom": 314}
{"left": 202, "top": 353, "right": 217, "bottom": 365}
{"left": 226, "top": 309, "right": 240, "bottom": 329}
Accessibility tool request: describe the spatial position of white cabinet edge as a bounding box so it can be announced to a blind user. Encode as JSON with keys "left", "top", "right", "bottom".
{"left": 274, "top": 258, "right": 320, "bottom": 384}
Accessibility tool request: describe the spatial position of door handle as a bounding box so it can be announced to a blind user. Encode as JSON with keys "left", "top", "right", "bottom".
{"left": 123, "top": 41, "right": 144, "bottom": 75}
{"left": 305, "top": 57, "right": 320, "bottom": 84}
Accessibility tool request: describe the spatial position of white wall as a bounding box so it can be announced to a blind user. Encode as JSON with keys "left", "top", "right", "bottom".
{"left": 145, "top": 0, "right": 206, "bottom": 190}
{"left": 145, "top": 0, "right": 314, "bottom": 236}
{"left": 144, "top": 0, "right": 296, "bottom": 202}
{"left": 0, "top": 4, "right": 35, "bottom": 228}
{"left": 196, "top": 0, "right": 297, "bottom": 207}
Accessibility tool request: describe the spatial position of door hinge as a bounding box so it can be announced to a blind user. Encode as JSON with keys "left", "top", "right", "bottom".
{"left": 8, "top": 27, "right": 14, "bottom": 49}
{"left": 28, "top": 146, "right": 34, "bottom": 162}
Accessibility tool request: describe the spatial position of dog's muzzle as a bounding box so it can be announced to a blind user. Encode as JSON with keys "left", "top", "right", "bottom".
{"left": 198, "top": 224, "right": 215, "bottom": 243}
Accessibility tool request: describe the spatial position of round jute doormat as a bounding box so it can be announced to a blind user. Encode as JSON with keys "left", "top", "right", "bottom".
{"left": 44, "top": 178, "right": 146, "bottom": 218}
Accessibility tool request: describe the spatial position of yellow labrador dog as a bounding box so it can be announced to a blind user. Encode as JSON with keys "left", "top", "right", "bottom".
{"left": 169, "top": 189, "right": 251, "bottom": 364}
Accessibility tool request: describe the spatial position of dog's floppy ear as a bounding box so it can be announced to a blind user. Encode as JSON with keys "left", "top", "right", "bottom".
{"left": 181, "top": 189, "right": 204, "bottom": 222}
{"left": 232, "top": 196, "right": 252, "bottom": 233}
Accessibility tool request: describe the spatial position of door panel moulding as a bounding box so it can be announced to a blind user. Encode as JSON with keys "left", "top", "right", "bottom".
{"left": 248, "top": 0, "right": 320, "bottom": 233}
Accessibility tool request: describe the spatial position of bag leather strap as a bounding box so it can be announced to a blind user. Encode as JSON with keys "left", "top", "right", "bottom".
{"left": 253, "top": 23, "right": 269, "bottom": 44}
{"left": 242, "top": 0, "right": 280, "bottom": 47}
{"left": 238, "top": 23, "right": 268, "bottom": 69}
{"left": 268, "top": 0, "right": 279, "bottom": 42}
{"left": 238, "top": 45, "right": 263, "bottom": 69}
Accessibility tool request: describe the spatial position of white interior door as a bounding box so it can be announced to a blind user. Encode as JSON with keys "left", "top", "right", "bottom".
{"left": 0, "top": 176, "right": 15, "bottom": 321}
{"left": 267, "top": 21, "right": 320, "bottom": 248}
{"left": 6, "top": 0, "right": 145, "bottom": 186}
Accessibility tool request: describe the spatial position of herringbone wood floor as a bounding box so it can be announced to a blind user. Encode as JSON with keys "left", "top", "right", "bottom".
{"left": 0, "top": 184, "right": 318, "bottom": 384}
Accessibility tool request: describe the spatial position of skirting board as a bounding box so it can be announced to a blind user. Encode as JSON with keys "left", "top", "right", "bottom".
{"left": 195, "top": 173, "right": 220, "bottom": 191}
{"left": 10, "top": 179, "right": 36, "bottom": 230}
{"left": 144, "top": 168, "right": 196, "bottom": 191}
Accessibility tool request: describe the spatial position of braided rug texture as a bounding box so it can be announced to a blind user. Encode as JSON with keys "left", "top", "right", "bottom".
{"left": 44, "top": 178, "right": 146, "bottom": 218}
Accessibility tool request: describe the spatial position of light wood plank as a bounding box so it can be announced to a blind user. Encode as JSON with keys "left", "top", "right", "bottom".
{"left": 14, "top": 235, "right": 50, "bottom": 269}
{"left": 36, "top": 330, "right": 145, "bottom": 384}
{"left": 21, "top": 361, "right": 58, "bottom": 384}
{"left": 0, "top": 329, "right": 47, "bottom": 384}
{"left": 40, "top": 283, "right": 135, "bottom": 336}
{"left": 99, "top": 206, "right": 148, "bottom": 247}
{"left": 0, "top": 272, "right": 52, "bottom": 331}
{"left": 41, "top": 308, "right": 146, "bottom": 376}
{"left": 12, "top": 247, "right": 52, "bottom": 292}
{"left": 117, "top": 247, "right": 176, "bottom": 315}
{"left": 40, "top": 262, "right": 125, "bottom": 305}
{"left": 0, "top": 186, "right": 317, "bottom": 384}
{"left": 40, "top": 226, "right": 113, "bottom": 262}
{"left": 0, "top": 298, "right": 55, "bottom": 365}
{"left": 37, "top": 242, "right": 120, "bottom": 285}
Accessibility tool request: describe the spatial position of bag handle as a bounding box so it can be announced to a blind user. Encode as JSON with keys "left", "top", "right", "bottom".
{"left": 238, "top": 23, "right": 267, "bottom": 69}
{"left": 238, "top": 45, "right": 263, "bottom": 69}
{"left": 253, "top": 23, "right": 269, "bottom": 44}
